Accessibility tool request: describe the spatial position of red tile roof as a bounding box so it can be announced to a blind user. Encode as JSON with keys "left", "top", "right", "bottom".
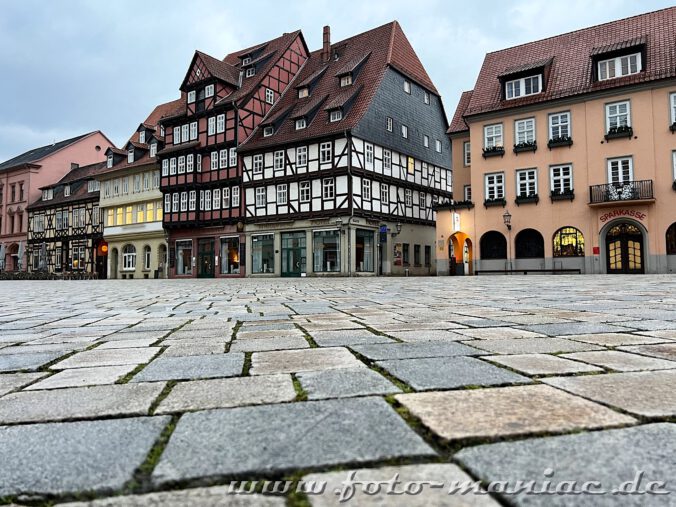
{"left": 241, "top": 21, "right": 440, "bottom": 151}
{"left": 448, "top": 90, "right": 473, "bottom": 134}
{"left": 128, "top": 98, "right": 185, "bottom": 145}
{"left": 464, "top": 7, "right": 676, "bottom": 117}
{"left": 29, "top": 162, "right": 106, "bottom": 210}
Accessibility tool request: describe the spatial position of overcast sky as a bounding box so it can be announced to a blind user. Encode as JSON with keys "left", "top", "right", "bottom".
{"left": 0, "top": 0, "right": 672, "bottom": 162}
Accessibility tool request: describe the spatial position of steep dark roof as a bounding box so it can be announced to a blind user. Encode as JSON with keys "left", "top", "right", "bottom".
{"left": 448, "top": 90, "right": 473, "bottom": 134}
{"left": 465, "top": 7, "right": 676, "bottom": 117}
{"left": 241, "top": 21, "right": 440, "bottom": 151}
{"left": 195, "top": 51, "right": 241, "bottom": 87}
{"left": 128, "top": 98, "right": 185, "bottom": 145}
{"left": 0, "top": 132, "right": 94, "bottom": 172}
{"left": 28, "top": 162, "right": 106, "bottom": 210}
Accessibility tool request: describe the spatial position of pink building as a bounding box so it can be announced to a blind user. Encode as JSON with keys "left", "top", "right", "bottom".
{"left": 0, "top": 131, "right": 113, "bottom": 270}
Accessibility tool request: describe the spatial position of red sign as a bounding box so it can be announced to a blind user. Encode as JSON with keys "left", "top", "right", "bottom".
{"left": 600, "top": 209, "right": 646, "bottom": 223}
{"left": 593, "top": 246, "right": 600, "bottom": 255}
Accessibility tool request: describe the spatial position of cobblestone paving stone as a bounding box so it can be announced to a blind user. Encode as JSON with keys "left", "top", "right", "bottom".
{"left": 0, "top": 276, "right": 674, "bottom": 505}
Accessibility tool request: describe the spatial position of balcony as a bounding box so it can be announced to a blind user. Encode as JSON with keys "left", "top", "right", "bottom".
{"left": 589, "top": 180, "right": 654, "bottom": 207}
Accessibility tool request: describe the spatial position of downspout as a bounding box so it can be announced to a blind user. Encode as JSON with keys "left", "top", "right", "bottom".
{"left": 345, "top": 129, "right": 353, "bottom": 277}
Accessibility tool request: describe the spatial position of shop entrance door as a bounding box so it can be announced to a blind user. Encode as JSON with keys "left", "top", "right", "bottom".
{"left": 281, "top": 232, "right": 306, "bottom": 277}
{"left": 197, "top": 238, "right": 215, "bottom": 278}
{"left": 606, "top": 223, "right": 644, "bottom": 274}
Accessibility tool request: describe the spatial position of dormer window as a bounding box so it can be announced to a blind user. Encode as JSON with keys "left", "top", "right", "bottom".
{"left": 187, "top": 90, "right": 196, "bottom": 104}
{"left": 505, "top": 75, "right": 542, "bottom": 100}
{"left": 42, "top": 189, "right": 53, "bottom": 201}
{"left": 598, "top": 53, "right": 641, "bottom": 81}
{"left": 246, "top": 67, "right": 256, "bottom": 78}
{"left": 160, "top": 125, "right": 165, "bottom": 137}
{"left": 404, "top": 80, "right": 411, "bottom": 94}
{"left": 64, "top": 185, "right": 71, "bottom": 197}
{"left": 424, "top": 91, "right": 430, "bottom": 104}
{"left": 340, "top": 74, "right": 352, "bottom": 87}
{"left": 263, "top": 126, "right": 274, "bottom": 137}
{"left": 295, "top": 118, "right": 307, "bottom": 130}
{"left": 128, "top": 149, "right": 134, "bottom": 163}
{"left": 243, "top": 56, "right": 251, "bottom": 65}
{"left": 88, "top": 180, "right": 100, "bottom": 193}
{"left": 205, "top": 84, "right": 214, "bottom": 97}
{"left": 265, "top": 88, "right": 274, "bottom": 104}
{"left": 139, "top": 131, "right": 145, "bottom": 144}
{"left": 107, "top": 154, "right": 113, "bottom": 168}
{"left": 150, "top": 142, "right": 157, "bottom": 158}
{"left": 298, "top": 88, "right": 309, "bottom": 99}
{"left": 329, "top": 110, "right": 343, "bottom": 122}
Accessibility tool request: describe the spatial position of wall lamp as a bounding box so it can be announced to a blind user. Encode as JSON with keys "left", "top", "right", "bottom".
{"left": 502, "top": 210, "right": 512, "bottom": 231}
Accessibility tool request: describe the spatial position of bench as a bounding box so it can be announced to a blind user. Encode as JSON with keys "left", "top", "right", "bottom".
{"left": 475, "top": 268, "right": 582, "bottom": 275}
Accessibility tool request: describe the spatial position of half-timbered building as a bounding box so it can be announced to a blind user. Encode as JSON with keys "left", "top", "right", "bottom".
{"left": 158, "top": 32, "right": 309, "bottom": 278}
{"left": 27, "top": 162, "right": 107, "bottom": 277}
{"left": 240, "top": 22, "right": 452, "bottom": 276}
{"left": 98, "top": 99, "right": 183, "bottom": 279}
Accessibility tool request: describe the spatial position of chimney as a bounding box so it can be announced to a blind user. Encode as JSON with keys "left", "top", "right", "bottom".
{"left": 322, "top": 25, "right": 331, "bottom": 62}
{"left": 70, "top": 163, "right": 79, "bottom": 170}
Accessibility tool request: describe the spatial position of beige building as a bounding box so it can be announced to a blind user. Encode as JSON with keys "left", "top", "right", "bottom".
{"left": 438, "top": 8, "right": 676, "bottom": 275}
{"left": 99, "top": 100, "right": 182, "bottom": 279}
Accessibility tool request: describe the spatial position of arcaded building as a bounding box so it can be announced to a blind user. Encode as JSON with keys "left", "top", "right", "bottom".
{"left": 438, "top": 7, "right": 676, "bottom": 275}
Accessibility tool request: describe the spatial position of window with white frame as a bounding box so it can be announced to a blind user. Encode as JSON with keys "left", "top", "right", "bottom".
{"left": 672, "top": 150, "right": 676, "bottom": 180}
{"left": 435, "top": 139, "right": 442, "bottom": 153}
{"left": 255, "top": 187, "right": 266, "bottom": 207}
{"left": 598, "top": 53, "right": 641, "bottom": 81}
{"left": 274, "top": 150, "right": 284, "bottom": 170}
{"left": 143, "top": 173, "right": 150, "bottom": 191}
{"left": 64, "top": 185, "right": 70, "bottom": 197}
{"left": 153, "top": 171, "right": 159, "bottom": 188}
{"left": 485, "top": 173, "right": 505, "bottom": 200}
{"left": 484, "top": 124, "right": 503, "bottom": 148}
{"left": 298, "top": 87, "right": 309, "bottom": 98}
{"left": 246, "top": 67, "right": 256, "bottom": 77}
{"left": 122, "top": 245, "right": 136, "bottom": 270}
{"left": 213, "top": 189, "right": 220, "bottom": 210}
{"left": 464, "top": 185, "right": 472, "bottom": 201}
{"left": 232, "top": 186, "right": 240, "bottom": 207}
{"left": 420, "top": 192, "right": 426, "bottom": 210}
{"left": 295, "top": 118, "right": 306, "bottom": 130}
{"left": 219, "top": 149, "right": 227, "bottom": 168}
{"left": 515, "top": 118, "right": 535, "bottom": 144}
{"left": 253, "top": 154, "right": 263, "bottom": 174}
{"left": 516, "top": 169, "right": 537, "bottom": 197}
{"left": 170, "top": 158, "right": 176, "bottom": 175}
{"left": 208, "top": 117, "right": 215, "bottom": 135}
{"left": 181, "top": 124, "right": 189, "bottom": 142}
{"left": 606, "top": 101, "right": 631, "bottom": 129}
{"left": 671, "top": 93, "right": 676, "bottom": 124}
{"left": 322, "top": 178, "right": 335, "bottom": 199}
{"left": 150, "top": 143, "right": 157, "bottom": 157}
{"left": 365, "top": 144, "right": 374, "bottom": 168}
{"left": 405, "top": 188, "right": 412, "bottom": 206}
{"left": 205, "top": 84, "right": 214, "bottom": 97}
{"left": 204, "top": 190, "right": 212, "bottom": 211}
{"left": 505, "top": 75, "right": 542, "bottom": 100}
{"left": 173, "top": 126, "right": 180, "bottom": 144}
{"left": 362, "top": 179, "right": 371, "bottom": 200}
{"left": 423, "top": 135, "right": 429, "bottom": 148}
{"left": 107, "top": 154, "right": 113, "bottom": 168}
{"left": 186, "top": 154, "right": 194, "bottom": 172}
{"left": 550, "top": 164, "right": 573, "bottom": 193}
{"left": 112, "top": 180, "right": 119, "bottom": 196}
{"left": 144, "top": 246, "right": 151, "bottom": 270}
{"left": 190, "top": 122, "right": 198, "bottom": 140}
{"left": 188, "top": 190, "right": 196, "bottom": 210}
{"left": 172, "top": 193, "right": 179, "bottom": 212}
{"left": 463, "top": 142, "right": 471, "bottom": 166}
{"left": 265, "top": 88, "right": 274, "bottom": 104}
{"left": 340, "top": 74, "right": 352, "bottom": 87}
{"left": 263, "top": 126, "right": 274, "bottom": 137}
{"left": 210, "top": 151, "right": 218, "bottom": 170}
{"left": 404, "top": 80, "right": 411, "bottom": 94}
{"left": 180, "top": 192, "right": 188, "bottom": 211}
{"left": 216, "top": 114, "right": 225, "bottom": 133}
{"left": 386, "top": 117, "right": 393, "bottom": 132}
{"left": 330, "top": 110, "right": 342, "bottom": 122}
{"left": 164, "top": 194, "right": 171, "bottom": 213}
{"left": 242, "top": 56, "right": 251, "bottom": 65}
{"left": 424, "top": 91, "right": 430, "bottom": 104}
{"left": 300, "top": 181, "right": 310, "bottom": 203}
{"left": 178, "top": 156, "right": 186, "bottom": 174}
{"left": 381, "top": 184, "right": 389, "bottom": 205}
{"left": 229, "top": 148, "right": 237, "bottom": 167}
{"left": 222, "top": 187, "right": 230, "bottom": 208}
{"left": 162, "top": 159, "right": 168, "bottom": 176}
{"left": 187, "top": 90, "right": 196, "bottom": 103}
{"left": 297, "top": 146, "right": 308, "bottom": 167}
{"left": 133, "top": 175, "right": 141, "bottom": 193}
{"left": 197, "top": 154, "right": 202, "bottom": 172}
{"left": 607, "top": 157, "right": 633, "bottom": 184}
{"left": 383, "top": 149, "right": 391, "bottom": 170}
{"left": 127, "top": 149, "right": 134, "bottom": 163}
{"left": 320, "top": 142, "right": 332, "bottom": 163}
{"left": 549, "top": 112, "right": 571, "bottom": 140}
{"left": 122, "top": 177, "right": 129, "bottom": 195}
{"left": 277, "top": 184, "right": 288, "bottom": 205}
{"left": 401, "top": 124, "right": 408, "bottom": 138}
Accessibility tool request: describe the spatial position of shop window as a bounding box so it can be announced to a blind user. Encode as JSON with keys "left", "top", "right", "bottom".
{"left": 176, "top": 240, "right": 193, "bottom": 275}
{"left": 355, "top": 229, "right": 374, "bottom": 272}
{"left": 313, "top": 230, "right": 340, "bottom": 272}
{"left": 666, "top": 223, "right": 676, "bottom": 255}
{"left": 480, "top": 231, "right": 507, "bottom": 260}
{"left": 553, "top": 227, "right": 585, "bottom": 257}
{"left": 252, "top": 234, "right": 274, "bottom": 273}
{"left": 220, "top": 237, "right": 240, "bottom": 274}
{"left": 515, "top": 229, "right": 545, "bottom": 258}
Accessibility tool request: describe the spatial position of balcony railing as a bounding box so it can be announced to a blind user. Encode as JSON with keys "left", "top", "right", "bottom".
{"left": 589, "top": 180, "right": 654, "bottom": 205}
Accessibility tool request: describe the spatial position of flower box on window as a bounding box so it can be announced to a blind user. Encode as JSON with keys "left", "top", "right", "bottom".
{"left": 446, "top": 200, "right": 474, "bottom": 210}
{"left": 513, "top": 141, "right": 537, "bottom": 154}
{"left": 515, "top": 193, "right": 539, "bottom": 205}
{"left": 672, "top": 180, "right": 676, "bottom": 191}
{"left": 604, "top": 125, "right": 633, "bottom": 141}
{"left": 483, "top": 197, "right": 506, "bottom": 208}
{"left": 550, "top": 189, "right": 575, "bottom": 202}
{"left": 670, "top": 122, "right": 676, "bottom": 133}
{"left": 482, "top": 146, "right": 505, "bottom": 158}
{"left": 547, "top": 136, "right": 573, "bottom": 149}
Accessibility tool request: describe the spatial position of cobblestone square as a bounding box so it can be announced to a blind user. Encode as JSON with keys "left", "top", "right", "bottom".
{"left": 0, "top": 275, "right": 675, "bottom": 505}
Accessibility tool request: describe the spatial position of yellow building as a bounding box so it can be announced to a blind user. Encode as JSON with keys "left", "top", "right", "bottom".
{"left": 438, "top": 8, "right": 676, "bottom": 275}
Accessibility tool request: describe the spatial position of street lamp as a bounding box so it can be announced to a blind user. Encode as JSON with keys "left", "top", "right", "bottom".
{"left": 502, "top": 210, "right": 512, "bottom": 231}
{"left": 503, "top": 210, "right": 513, "bottom": 271}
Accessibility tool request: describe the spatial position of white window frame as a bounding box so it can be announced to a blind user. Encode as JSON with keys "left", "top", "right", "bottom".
{"left": 205, "top": 84, "right": 214, "bottom": 97}
{"left": 187, "top": 90, "right": 196, "bottom": 103}
{"left": 298, "top": 87, "right": 309, "bottom": 98}
{"left": 122, "top": 245, "right": 136, "bottom": 271}
{"left": 173, "top": 126, "right": 180, "bottom": 144}
{"left": 127, "top": 149, "right": 134, "bottom": 163}
{"left": 606, "top": 100, "right": 631, "bottom": 130}
{"left": 383, "top": 149, "right": 391, "bottom": 170}
{"left": 598, "top": 52, "right": 641, "bottom": 81}
{"left": 181, "top": 124, "right": 189, "bottom": 143}
{"left": 405, "top": 188, "right": 412, "bottom": 206}
{"left": 180, "top": 192, "right": 188, "bottom": 212}
{"left": 401, "top": 124, "right": 408, "bottom": 139}
{"left": 253, "top": 154, "right": 263, "bottom": 174}
{"left": 63, "top": 185, "right": 70, "bottom": 197}
{"left": 330, "top": 110, "right": 342, "bottom": 122}
{"left": 216, "top": 114, "right": 225, "bottom": 133}
{"left": 386, "top": 117, "right": 393, "bottom": 132}
{"left": 672, "top": 150, "right": 676, "bottom": 180}
{"left": 505, "top": 74, "right": 542, "bottom": 100}
{"left": 265, "top": 88, "right": 274, "bottom": 104}
{"left": 671, "top": 93, "right": 676, "bottom": 124}
{"left": 484, "top": 124, "right": 503, "bottom": 148}
{"left": 190, "top": 121, "right": 198, "bottom": 140}
{"left": 255, "top": 187, "right": 266, "bottom": 207}
{"left": 549, "top": 112, "right": 571, "bottom": 140}
{"left": 435, "top": 139, "right": 442, "bottom": 153}
{"left": 404, "top": 80, "right": 411, "bottom": 94}
{"left": 320, "top": 142, "right": 332, "bottom": 163}
{"left": 607, "top": 157, "right": 633, "bottom": 184}
{"left": 186, "top": 154, "right": 194, "bottom": 173}
{"left": 208, "top": 117, "right": 215, "bottom": 135}
{"left": 550, "top": 164, "right": 573, "bottom": 194}
{"left": 515, "top": 118, "right": 536, "bottom": 144}
{"left": 213, "top": 188, "right": 220, "bottom": 210}
{"left": 150, "top": 142, "right": 157, "bottom": 157}
{"left": 222, "top": 187, "right": 230, "bottom": 208}
{"left": 246, "top": 67, "right": 256, "bottom": 77}
{"left": 232, "top": 186, "right": 240, "bottom": 207}
{"left": 204, "top": 190, "right": 212, "bottom": 211}
{"left": 295, "top": 118, "right": 306, "bottom": 130}
{"left": 365, "top": 143, "right": 374, "bottom": 168}
{"left": 322, "top": 178, "right": 335, "bottom": 200}
{"left": 463, "top": 142, "right": 471, "bottom": 166}
{"left": 362, "top": 179, "right": 371, "bottom": 200}
{"left": 178, "top": 156, "right": 186, "bottom": 174}
{"left": 340, "top": 74, "right": 352, "bottom": 87}
{"left": 381, "top": 184, "right": 389, "bottom": 205}
{"left": 485, "top": 173, "right": 505, "bottom": 200}
{"left": 196, "top": 154, "right": 202, "bottom": 172}
{"left": 274, "top": 150, "right": 284, "bottom": 170}
{"left": 107, "top": 154, "right": 113, "bottom": 168}
{"left": 188, "top": 190, "right": 196, "bottom": 211}
{"left": 464, "top": 185, "right": 472, "bottom": 201}
{"left": 263, "top": 126, "right": 274, "bottom": 137}
{"left": 277, "top": 184, "right": 288, "bottom": 205}
{"left": 424, "top": 91, "right": 430, "bottom": 104}
{"left": 164, "top": 194, "right": 171, "bottom": 213}
{"left": 169, "top": 158, "right": 176, "bottom": 175}
{"left": 162, "top": 159, "right": 168, "bottom": 176}
{"left": 423, "top": 135, "right": 429, "bottom": 148}
{"left": 172, "top": 193, "right": 179, "bottom": 212}
{"left": 300, "top": 181, "right": 311, "bottom": 203}
{"left": 516, "top": 168, "right": 538, "bottom": 197}
{"left": 210, "top": 151, "right": 218, "bottom": 170}
{"left": 229, "top": 148, "right": 237, "bottom": 167}
{"left": 219, "top": 149, "right": 227, "bottom": 169}
{"left": 296, "top": 146, "right": 308, "bottom": 167}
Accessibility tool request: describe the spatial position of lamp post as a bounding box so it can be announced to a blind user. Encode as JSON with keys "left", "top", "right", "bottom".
{"left": 503, "top": 210, "right": 512, "bottom": 271}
